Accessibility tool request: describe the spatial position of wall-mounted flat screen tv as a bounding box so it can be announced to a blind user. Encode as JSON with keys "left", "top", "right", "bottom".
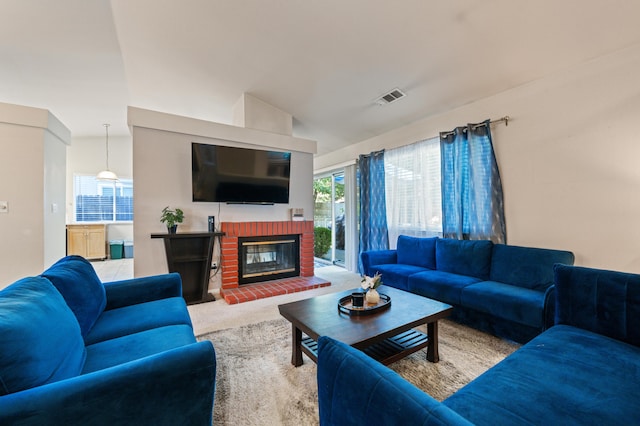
{"left": 192, "top": 143, "right": 291, "bottom": 204}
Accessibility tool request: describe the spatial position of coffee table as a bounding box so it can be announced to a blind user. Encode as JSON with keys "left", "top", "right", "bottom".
{"left": 278, "top": 285, "right": 452, "bottom": 367}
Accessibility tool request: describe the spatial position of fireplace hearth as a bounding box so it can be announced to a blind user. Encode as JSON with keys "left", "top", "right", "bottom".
{"left": 239, "top": 235, "right": 300, "bottom": 284}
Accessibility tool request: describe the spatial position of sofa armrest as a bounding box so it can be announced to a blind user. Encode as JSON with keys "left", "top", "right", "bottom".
{"left": 0, "top": 341, "right": 216, "bottom": 426}
{"left": 317, "top": 336, "right": 472, "bottom": 426}
{"left": 554, "top": 264, "right": 640, "bottom": 346}
{"left": 103, "top": 272, "right": 182, "bottom": 310}
{"left": 361, "top": 250, "right": 397, "bottom": 276}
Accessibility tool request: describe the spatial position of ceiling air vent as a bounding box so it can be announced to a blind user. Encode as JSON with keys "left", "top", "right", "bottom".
{"left": 375, "top": 88, "right": 406, "bottom": 106}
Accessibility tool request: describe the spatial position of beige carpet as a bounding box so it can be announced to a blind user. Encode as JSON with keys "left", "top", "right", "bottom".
{"left": 188, "top": 265, "right": 362, "bottom": 336}
{"left": 198, "top": 317, "right": 519, "bottom": 426}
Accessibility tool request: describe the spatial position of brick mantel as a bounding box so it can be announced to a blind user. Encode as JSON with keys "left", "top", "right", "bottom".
{"left": 219, "top": 221, "right": 314, "bottom": 290}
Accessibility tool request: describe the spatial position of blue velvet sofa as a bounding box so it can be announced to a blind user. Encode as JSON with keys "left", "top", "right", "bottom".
{"left": 317, "top": 264, "right": 640, "bottom": 425}
{"left": 0, "top": 255, "right": 216, "bottom": 425}
{"left": 361, "top": 236, "right": 575, "bottom": 342}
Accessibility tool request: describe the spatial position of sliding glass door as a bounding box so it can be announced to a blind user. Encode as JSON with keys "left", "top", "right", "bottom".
{"left": 313, "top": 172, "right": 345, "bottom": 266}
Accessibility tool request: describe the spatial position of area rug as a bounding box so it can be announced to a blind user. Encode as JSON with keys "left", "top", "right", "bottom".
{"left": 197, "top": 318, "right": 519, "bottom": 425}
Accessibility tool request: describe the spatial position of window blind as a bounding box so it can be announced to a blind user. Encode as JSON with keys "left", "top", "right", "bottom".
{"left": 384, "top": 137, "right": 442, "bottom": 247}
{"left": 74, "top": 175, "right": 133, "bottom": 222}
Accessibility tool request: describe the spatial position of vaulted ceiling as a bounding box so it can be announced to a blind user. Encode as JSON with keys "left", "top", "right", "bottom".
{"left": 3, "top": 1, "right": 640, "bottom": 155}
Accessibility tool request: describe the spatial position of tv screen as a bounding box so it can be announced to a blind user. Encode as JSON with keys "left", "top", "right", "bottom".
{"left": 192, "top": 143, "right": 291, "bottom": 204}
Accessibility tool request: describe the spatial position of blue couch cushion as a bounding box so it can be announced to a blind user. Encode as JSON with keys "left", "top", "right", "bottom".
{"left": 408, "top": 270, "right": 481, "bottom": 305}
{"left": 84, "top": 297, "right": 193, "bottom": 345}
{"left": 443, "top": 325, "right": 640, "bottom": 424}
{"left": 0, "top": 277, "right": 86, "bottom": 395}
{"left": 490, "top": 244, "right": 575, "bottom": 291}
{"left": 41, "top": 255, "right": 106, "bottom": 338}
{"left": 82, "top": 324, "right": 197, "bottom": 374}
{"left": 436, "top": 239, "right": 493, "bottom": 280}
{"left": 369, "top": 264, "right": 430, "bottom": 291}
{"left": 460, "top": 281, "right": 547, "bottom": 328}
{"left": 396, "top": 235, "right": 437, "bottom": 269}
{"left": 555, "top": 264, "right": 640, "bottom": 346}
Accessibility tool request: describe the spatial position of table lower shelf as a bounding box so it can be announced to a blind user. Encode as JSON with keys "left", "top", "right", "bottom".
{"left": 301, "top": 329, "right": 429, "bottom": 366}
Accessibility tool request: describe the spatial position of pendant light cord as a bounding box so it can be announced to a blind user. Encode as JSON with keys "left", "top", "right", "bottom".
{"left": 97, "top": 123, "right": 118, "bottom": 181}
{"left": 104, "top": 123, "right": 110, "bottom": 170}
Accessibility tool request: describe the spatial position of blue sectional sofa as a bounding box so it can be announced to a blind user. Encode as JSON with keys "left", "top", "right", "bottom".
{"left": 0, "top": 255, "right": 216, "bottom": 425}
{"left": 317, "top": 264, "right": 640, "bottom": 425}
{"left": 362, "top": 236, "right": 575, "bottom": 342}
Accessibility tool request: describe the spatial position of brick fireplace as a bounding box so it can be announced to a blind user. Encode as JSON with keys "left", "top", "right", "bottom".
{"left": 219, "top": 221, "right": 330, "bottom": 304}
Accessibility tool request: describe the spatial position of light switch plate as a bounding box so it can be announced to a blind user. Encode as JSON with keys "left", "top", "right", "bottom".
{"left": 0, "top": 201, "right": 8, "bottom": 213}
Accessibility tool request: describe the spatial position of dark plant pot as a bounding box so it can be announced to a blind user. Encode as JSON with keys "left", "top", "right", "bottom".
{"left": 168, "top": 225, "right": 178, "bottom": 234}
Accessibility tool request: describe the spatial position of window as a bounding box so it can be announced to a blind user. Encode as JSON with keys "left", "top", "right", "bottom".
{"left": 74, "top": 175, "right": 133, "bottom": 222}
{"left": 384, "top": 137, "right": 442, "bottom": 246}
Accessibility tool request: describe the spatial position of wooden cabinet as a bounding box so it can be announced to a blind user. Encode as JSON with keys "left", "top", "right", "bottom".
{"left": 67, "top": 224, "right": 106, "bottom": 260}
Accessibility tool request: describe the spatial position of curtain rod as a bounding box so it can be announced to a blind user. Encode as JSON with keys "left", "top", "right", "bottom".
{"left": 440, "top": 116, "right": 510, "bottom": 138}
{"left": 483, "top": 115, "right": 510, "bottom": 128}
{"left": 467, "top": 116, "right": 510, "bottom": 130}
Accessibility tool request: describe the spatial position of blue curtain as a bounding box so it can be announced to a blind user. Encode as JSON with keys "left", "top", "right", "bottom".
{"left": 358, "top": 150, "right": 389, "bottom": 273}
{"left": 440, "top": 120, "right": 506, "bottom": 243}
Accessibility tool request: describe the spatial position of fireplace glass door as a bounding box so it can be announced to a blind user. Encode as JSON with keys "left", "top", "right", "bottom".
{"left": 239, "top": 235, "right": 300, "bottom": 284}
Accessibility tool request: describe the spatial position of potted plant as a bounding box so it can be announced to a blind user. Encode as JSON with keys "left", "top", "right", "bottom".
{"left": 160, "top": 206, "right": 184, "bottom": 234}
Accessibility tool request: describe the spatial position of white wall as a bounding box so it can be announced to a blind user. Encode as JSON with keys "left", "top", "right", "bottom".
{"left": 129, "top": 108, "right": 315, "bottom": 290}
{"left": 315, "top": 44, "right": 640, "bottom": 274}
{"left": 43, "top": 130, "right": 67, "bottom": 268}
{"left": 233, "top": 93, "right": 294, "bottom": 136}
{"left": 66, "top": 133, "right": 134, "bottom": 242}
{"left": 0, "top": 102, "right": 70, "bottom": 287}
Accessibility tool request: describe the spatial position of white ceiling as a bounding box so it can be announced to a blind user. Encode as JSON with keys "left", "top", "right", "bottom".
{"left": 2, "top": 0, "right": 640, "bottom": 155}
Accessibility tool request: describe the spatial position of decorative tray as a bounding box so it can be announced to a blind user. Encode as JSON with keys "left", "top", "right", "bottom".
{"left": 338, "top": 293, "right": 391, "bottom": 316}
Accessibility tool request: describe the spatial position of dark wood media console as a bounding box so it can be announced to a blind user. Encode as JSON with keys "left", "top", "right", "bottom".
{"left": 151, "top": 232, "right": 224, "bottom": 304}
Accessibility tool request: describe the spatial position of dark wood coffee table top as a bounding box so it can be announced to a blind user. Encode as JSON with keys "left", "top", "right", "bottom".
{"left": 278, "top": 285, "right": 452, "bottom": 366}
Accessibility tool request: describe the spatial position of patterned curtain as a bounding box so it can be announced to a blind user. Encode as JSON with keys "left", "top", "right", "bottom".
{"left": 358, "top": 150, "right": 389, "bottom": 273}
{"left": 440, "top": 120, "right": 506, "bottom": 243}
